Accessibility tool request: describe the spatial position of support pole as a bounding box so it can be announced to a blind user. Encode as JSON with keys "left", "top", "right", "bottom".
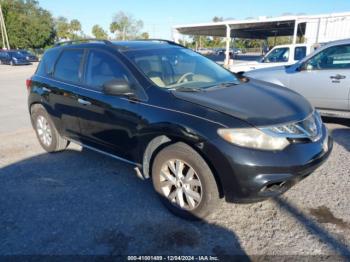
{"left": 0, "top": 4, "right": 10, "bottom": 50}
{"left": 225, "top": 24, "right": 231, "bottom": 67}
{"left": 0, "top": 16, "right": 5, "bottom": 49}
{"left": 292, "top": 20, "right": 298, "bottom": 44}
{"left": 315, "top": 18, "right": 321, "bottom": 44}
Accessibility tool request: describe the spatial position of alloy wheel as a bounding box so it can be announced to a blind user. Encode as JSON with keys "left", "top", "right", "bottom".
{"left": 36, "top": 115, "right": 53, "bottom": 147}
{"left": 159, "top": 159, "right": 203, "bottom": 210}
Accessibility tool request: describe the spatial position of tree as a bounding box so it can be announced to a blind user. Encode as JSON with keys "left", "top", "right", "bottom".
{"left": 55, "top": 16, "right": 70, "bottom": 40}
{"left": 110, "top": 11, "right": 143, "bottom": 40}
{"left": 69, "top": 19, "right": 81, "bottom": 39}
{"left": 92, "top": 24, "right": 108, "bottom": 39}
{"left": 140, "top": 32, "right": 149, "bottom": 39}
{"left": 0, "top": 0, "right": 55, "bottom": 49}
{"left": 213, "top": 16, "right": 223, "bottom": 23}
{"left": 54, "top": 17, "right": 83, "bottom": 40}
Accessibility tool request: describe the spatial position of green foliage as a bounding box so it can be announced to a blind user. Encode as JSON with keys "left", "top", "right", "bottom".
{"left": 140, "top": 32, "right": 149, "bottom": 39}
{"left": 91, "top": 24, "right": 108, "bottom": 39}
{"left": 110, "top": 11, "right": 143, "bottom": 40}
{"left": 55, "top": 16, "right": 83, "bottom": 40}
{"left": 0, "top": 0, "right": 55, "bottom": 49}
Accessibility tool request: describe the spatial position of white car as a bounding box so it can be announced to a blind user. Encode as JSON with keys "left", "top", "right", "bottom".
{"left": 245, "top": 39, "right": 350, "bottom": 119}
{"left": 230, "top": 44, "right": 316, "bottom": 74}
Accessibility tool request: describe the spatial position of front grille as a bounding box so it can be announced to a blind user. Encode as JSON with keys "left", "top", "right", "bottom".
{"left": 261, "top": 112, "right": 323, "bottom": 142}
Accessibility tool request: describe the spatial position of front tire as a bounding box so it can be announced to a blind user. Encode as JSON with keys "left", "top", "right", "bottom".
{"left": 152, "top": 142, "right": 220, "bottom": 220}
{"left": 31, "top": 105, "right": 69, "bottom": 152}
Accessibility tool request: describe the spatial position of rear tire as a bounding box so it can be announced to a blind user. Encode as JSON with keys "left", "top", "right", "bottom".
{"left": 152, "top": 142, "right": 220, "bottom": 220}
{"left": 31, "top": 105, "right": 69, "bottom": 153}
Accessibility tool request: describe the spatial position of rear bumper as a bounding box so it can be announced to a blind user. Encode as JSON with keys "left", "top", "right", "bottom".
{"left": 203, "top": 125, "right": 333, "bottom": 203}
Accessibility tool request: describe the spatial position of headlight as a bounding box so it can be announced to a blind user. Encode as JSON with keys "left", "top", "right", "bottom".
{"left": 217, "top": 128, "right": 290, "bottom": 151}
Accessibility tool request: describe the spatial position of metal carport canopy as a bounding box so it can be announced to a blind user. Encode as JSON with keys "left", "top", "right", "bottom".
{"left": 174, "top": 16, "right": 301, "bottom": 39}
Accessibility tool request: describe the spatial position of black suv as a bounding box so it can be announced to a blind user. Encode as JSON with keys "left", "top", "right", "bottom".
{"left": 27, "top": 39, "right": 332, "bottom": 219}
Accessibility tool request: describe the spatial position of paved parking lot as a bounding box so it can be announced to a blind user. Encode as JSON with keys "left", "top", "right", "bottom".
{"left": 0, "top": 64, "right": 350, "bottom": 259}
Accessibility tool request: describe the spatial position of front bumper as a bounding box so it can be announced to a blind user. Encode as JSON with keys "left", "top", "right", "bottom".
{"left": 203, "top": 124, "right": 333, "bottom": 203}
{"left": 13, "top": 60, "right": 31, "bottom": 65}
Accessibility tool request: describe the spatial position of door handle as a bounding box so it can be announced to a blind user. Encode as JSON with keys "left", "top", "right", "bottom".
{"left": 42, "top": 87, "right": 51, "bottom": 93}
{"left": 330, "top": 74, "right": 346, "bottom": 80}
{"left": 78, "top": 98, "right": 91, "bottom": 106}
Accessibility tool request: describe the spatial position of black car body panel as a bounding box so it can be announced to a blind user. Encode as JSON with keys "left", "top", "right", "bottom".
{"left": 27, "top": 41, "right": 332, "bottom": 203}
{"left": 172, "top": 79, "right": 313, "bottom": 127}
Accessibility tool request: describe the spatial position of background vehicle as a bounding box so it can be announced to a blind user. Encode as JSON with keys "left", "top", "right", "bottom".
{"left": 245, "top": 39, "right": 350, "bottom": 119}
{"left": 17, "top": 50, "right": 39, "bottom": 62}
{"left": 27, "top": 39, "right": 331, "bottom": 220}
{"left": 196, "top": 48, "right": 214, "bottom": 55}
{"left": 0, "top": 50, "right": 31, "bottom": 65}
{"left": 230, "top": 43, "right": 316, "bottom": 74}
{"left": 217, "top": 48, "right": 242, "bottom": 56}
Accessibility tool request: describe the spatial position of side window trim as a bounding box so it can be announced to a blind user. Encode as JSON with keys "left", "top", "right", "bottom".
{"left": 52, "top": 48, "right": 85, "bottom": 85}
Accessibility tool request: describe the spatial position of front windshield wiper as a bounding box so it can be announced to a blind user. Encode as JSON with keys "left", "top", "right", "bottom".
{"left": 169, "top": 87, "right": 203, "bottom": 92}
{"left": 206, "top": 81, "right": 239, "bottom": 89}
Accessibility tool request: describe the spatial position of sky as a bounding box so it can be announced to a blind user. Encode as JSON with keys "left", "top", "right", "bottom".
{"left": 38, "top": 0, "right": 350, "bottom": 39}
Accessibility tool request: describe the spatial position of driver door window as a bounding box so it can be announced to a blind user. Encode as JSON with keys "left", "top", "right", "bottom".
{"left": 85, "top": 50, "right": 132, "bottom": 91}
{"left": 264, "top": 48, "right": 290, "bottom": 63}
{"left": 305, "top": 44, "right": 350, "bottom": 70}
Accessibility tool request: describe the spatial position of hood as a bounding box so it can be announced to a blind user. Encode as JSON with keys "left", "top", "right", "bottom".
{"left": 172, "top": 79, "right": 313, "bottom": 127}
{"left": 230, "top": 61, "right": 259, "bottom": 68}
{"left": 245, "top": 65, "right": 287, "bottom": 75}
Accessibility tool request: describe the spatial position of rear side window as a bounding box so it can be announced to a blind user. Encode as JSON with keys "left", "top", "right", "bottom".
{"left": 294, "top": 46, "right": 307, "bottom": 61}
{"left": 84, "top": 50, "right": 132, "bottom": 90}
{"left": 54, "top": 49, "right": 84, "bottom": 83}
{"left": 36, "top": 48, "right": 60, "bottom": 76}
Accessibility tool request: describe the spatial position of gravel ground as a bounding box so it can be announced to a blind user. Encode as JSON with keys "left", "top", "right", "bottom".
{"left": 0, "top": 64, "right": 349, "bottom": 260}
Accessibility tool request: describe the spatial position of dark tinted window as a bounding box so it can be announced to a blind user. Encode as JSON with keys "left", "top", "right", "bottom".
{"left": 85, "top": 50, "right": 132, "bottom": 90}
{"left": 36, "top": 48, "right": 62, "bottom": 76}
{"left": 294, "top": 46, "right": 307, "bottom": 60}
{"left": 54, "top": 49, "right": 83, "bottom": 83}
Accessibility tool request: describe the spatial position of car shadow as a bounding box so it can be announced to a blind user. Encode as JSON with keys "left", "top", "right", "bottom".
{"left": 323, "top": 117, "right": 350, "bottom": 152}
{"left": 0, "top": 148, "right": 249, "bottom": 259}
{"left": 274, "top": 197, "right": 350, "bottom": 259}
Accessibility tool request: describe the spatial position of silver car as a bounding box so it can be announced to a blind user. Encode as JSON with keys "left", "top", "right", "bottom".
{"left": 245, "top": 39, "right": 350, "bottom": 119}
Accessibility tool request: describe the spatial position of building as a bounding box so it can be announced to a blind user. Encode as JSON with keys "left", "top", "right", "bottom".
{"left": 173, "top": 12, "right": 350, "bottom": 65}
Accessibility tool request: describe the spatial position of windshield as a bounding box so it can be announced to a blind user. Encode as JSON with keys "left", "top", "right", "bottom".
{"left": 10, "top": 52, "right": 25, "bottom": 59}
{"left": 124, "top": 47, "right": 240, "bottom": 90}
{"left": 19, "top": 50, "right": 31, "bottom": 56}
{"left": 262, "top": 47, "right": 290, "bottom": 63}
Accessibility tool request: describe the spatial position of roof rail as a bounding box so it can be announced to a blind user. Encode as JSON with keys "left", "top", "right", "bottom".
{"left": 54, "top": 38, "right": 112, "bottom": 47}
{"left": 136, "top": 39, "right": 186, "bottom": 48}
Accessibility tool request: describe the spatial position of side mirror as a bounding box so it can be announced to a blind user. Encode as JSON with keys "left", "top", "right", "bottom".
{"left": 102, "top": 79, "right": 134, "bottom": 97}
